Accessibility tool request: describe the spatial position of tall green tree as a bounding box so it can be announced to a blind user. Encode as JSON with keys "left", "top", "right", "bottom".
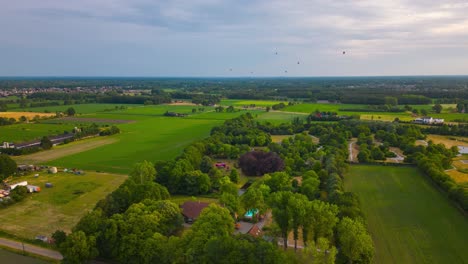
{"left": 288, "top": 193, "right": 309, "bottom": 251}
{"left": 269, "top": 191, "right": 293, "bottom": 250}
{"left": 60, "top": 231, "right": 98, "bottom": 264}
{"left": 0, "top": 154, "right": 17, "bottom": 181}
{"left": 130, "top": 160, "right": 156, "bottom": 184}
{"left": 66, "top": 107, "right": 76, "bottom": 116}
{"left": 337, "top": 217, "right": 374, "bottom": 264}
{"left": 229, "top": 169, "right": 240, "bottom": 183}
{"left": 40, "top": 136, "right": 53, "bottom": 150}
{"left": 432, "top": 104, "right": 443, "bottom": 114}
{"left": 301, "top": 237, "right": 337, "bottom": 264}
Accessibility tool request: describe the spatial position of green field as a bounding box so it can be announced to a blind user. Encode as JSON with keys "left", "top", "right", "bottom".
{"left": 220, "top": 99, "right": 288, "bottom": 107}
{"left": 0, "top": 248, "right": 48, "bottom": 264}
{"left": 3, "top": 105, "right": 265, "bottom": 174}
{"left": 256, "top": 111, "right": 307, "bottom": 124}
{"left": 345, "top": 165, "right": 468, "bottom": 264}
{"left": 15, "top": 103, "right": 141, "bottom": 115}
{"left": 0, "top": 123, "right": 76, "bottom": 142}
{"left": 40, "top": 105, "right": 252, "bottom": 173}
{"left": 283, "top": 103, "right": 468, "bottom": 122}
{"left": 0, "top": 171, "right": 126, "bottom": 239}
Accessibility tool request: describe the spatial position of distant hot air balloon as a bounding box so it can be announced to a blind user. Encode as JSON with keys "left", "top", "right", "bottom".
{"left": 342, "top": 51, "right": 346, "bottom": 55}
{"left": 275, "top": 52, "right": 278, "bottom": 55}
{"left": 297, "top": 61, "right": 300, "bottom": 64}
{"left": 284, "top": 70, "right": 288, "bottom": 73}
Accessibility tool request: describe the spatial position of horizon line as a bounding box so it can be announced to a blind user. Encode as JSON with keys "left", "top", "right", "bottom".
{"left": 1, "top": 74, "right": 468, "bottom": 79}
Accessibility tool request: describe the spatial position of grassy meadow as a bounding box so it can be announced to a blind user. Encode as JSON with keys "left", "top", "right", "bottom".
{"left": 220, "top": 99, "right": 288, "bottom": 107}
{"left": 345, "top": 165, "right": 468, "bottom": 264}
{"left": 283, "top": 103, "right": 468, "bottom": 122}
{"left": 12, "top": 103, "right": 141, "bottom": 115}
{"left": 0, "top": 171, "right": 127, "bottom": 239}
{"left": 0, "top": 123, "right": 76, "bottom": 142}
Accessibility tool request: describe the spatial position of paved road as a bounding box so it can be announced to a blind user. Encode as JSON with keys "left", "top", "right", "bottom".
{"left": 0, "top": 237, "right": 63, "bottom": 260}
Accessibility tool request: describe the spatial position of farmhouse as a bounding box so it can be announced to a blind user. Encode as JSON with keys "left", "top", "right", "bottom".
{"left": 413, "top": 117, "right": 444, "bottom": 125}
{"left": 180, "top": 201, "right": 210, "bottom": 223}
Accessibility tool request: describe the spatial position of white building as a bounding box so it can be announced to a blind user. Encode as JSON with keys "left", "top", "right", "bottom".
{"left": 458, "top": 146, "right": 468, "bottom": 154}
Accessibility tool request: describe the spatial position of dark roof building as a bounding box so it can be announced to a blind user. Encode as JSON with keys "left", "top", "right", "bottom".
{"left": 180, "top": 201, "right": 210, "bottom": 223}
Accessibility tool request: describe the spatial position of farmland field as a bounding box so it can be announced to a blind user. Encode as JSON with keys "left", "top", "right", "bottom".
{"left": 282, "top": 103, "right": 468, "bottom": 122}
{"left": 344, "top": 165, "right": 468, "bottom": 264}
{"left": 0, "top": 123, "right": 76, "bottom": 142}
{"left": 256, "top": 111, "right": 307, "bottom": 124}
{"left": 220, "top": 99, "right": 287, "bottom": 107}
{"left": 0, "top": 248, "right": 48, "bottom": 264}
{"left": 0, "top": 112, "right": 54, "bottom": 120}
{"left": 15, "top": 103, "right": 141, "bottom": 115}
{"left": 13, "top": 137, "right": 119, "bottom": 165}
{"left": 0, "top": 171, "right": 127, "bottom": 239}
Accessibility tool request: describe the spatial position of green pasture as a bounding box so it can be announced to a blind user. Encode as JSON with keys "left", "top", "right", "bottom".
{"left": 256, "top": 111, "right": 307, "bottom": 124}
{"left": 283, "top": 103, "right": 467, "bottom": 122}
{"left": 0, "top": 248, "right": 48, "bottom": 264}
{"left": 0, "top": 171, "right": 126, "bottom": 239}
{"left": 220, "top": 99, "right": 288, "bottom": 107}
{"left": 0, "top": 123, "right": 75, "bottom": 142}
{"left": 345, "top": 165, "right": 468, "bottom": 264}
{"left": 46, "top": 115, "right": 223, "bottom": 174}
{"left": 15, "top": 103, "right": 141, "bottom": 115}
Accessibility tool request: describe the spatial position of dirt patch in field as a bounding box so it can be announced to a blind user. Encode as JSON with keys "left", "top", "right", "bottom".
{"left": 13, "top": 137, "right": 118, "bottom": 164}
{"left": 56, "top": 117, "right": 134, "bottom": 124}
{"left": 446, "top": 170, "right": 468, "bottom": 183}
{"left": 0, "top": 112, "right": 54, "bottom": 119}
{"left": 386, "top": 147, "right": 406, "bottom": 163}
{"left": 426, "top": 135, "right": 468, "bottom": 148}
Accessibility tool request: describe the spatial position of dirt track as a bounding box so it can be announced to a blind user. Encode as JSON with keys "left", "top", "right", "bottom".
{"left": 13, "top": 137, "right": 118, "bottom": 164}
{"left": 0, "top": 237, "right": 63, "bottom": 260}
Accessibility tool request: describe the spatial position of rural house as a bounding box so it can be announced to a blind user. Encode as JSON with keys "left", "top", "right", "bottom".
{"left": 180, "top": 201, "right": 210, "bottom": 223}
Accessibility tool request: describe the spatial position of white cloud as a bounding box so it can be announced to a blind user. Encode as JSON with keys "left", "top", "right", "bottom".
{"left": 0, "top": 0, "right": 467, "bottom": 76}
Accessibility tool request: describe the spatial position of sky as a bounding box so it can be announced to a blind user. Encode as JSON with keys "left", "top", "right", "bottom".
{"left": 1, "top": 0, "right": 468, "bottom": 77}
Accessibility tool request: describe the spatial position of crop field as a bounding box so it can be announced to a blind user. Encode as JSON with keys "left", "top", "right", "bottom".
{"left": 256, "top": 111, "right": 307, "bottom": 124}
{"left": 426, "top": 135, "right": 468, "bottom": 148}
{"left": 0, "top": 112, "right": 54, "bottom": 120}
{"left": 282, "top": 103, "right": 468, "bottom": 122}
{"left": 344, "top": 165, "right": 468, "bottom": 264}
{"left": 0, "top": 171, "right": 126, "bottom": 239}
{"left": 17, "top": 103, "right": 141, "bottom": 115}
{"left": 220, "top": 99, "right": 288, "bottom": 107}
{"left": 0, "top": 123, "right": 76, "bottom": 142}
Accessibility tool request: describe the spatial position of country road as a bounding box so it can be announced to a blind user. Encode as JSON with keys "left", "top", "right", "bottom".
{"left": 349, "top": 139, "right": 357, "bottom": 162}
{"left": 0, "top": 237, "right": 63, "bottom": 260}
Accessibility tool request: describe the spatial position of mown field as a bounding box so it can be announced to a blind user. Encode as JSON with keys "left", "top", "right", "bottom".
{"left": 345, "top": 165, "right": 468, "bottom": 264}
{"left": 39, "top": 105, "right": 264, "bottom": 174}
{"left": 0, "top": 171, "right": 127, "bottom": 239}
{"left": 283, "top": 103, "right": 468, "bottom": 122}
{"left": 2, "top": 104, "right": 266, "bottom": 173}
{"left": 220, "top": 99, "right": 287, "bottom": 107}
{"left": 15, "top": 103, "right": 141, "bottom": 115}
{"left": 0, "top": 123, "right": 77, "bottom": 142}
{"left": 0, "top": 248, "right": 48, "bottom": 264}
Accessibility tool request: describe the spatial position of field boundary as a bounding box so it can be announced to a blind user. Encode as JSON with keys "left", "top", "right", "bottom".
{"left": 0, "top": 237, "right": 62, "bottom": 261}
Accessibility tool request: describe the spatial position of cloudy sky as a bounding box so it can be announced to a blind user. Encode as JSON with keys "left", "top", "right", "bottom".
{"left": 1, "top": 0, "right": 467, "bottom": 76}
